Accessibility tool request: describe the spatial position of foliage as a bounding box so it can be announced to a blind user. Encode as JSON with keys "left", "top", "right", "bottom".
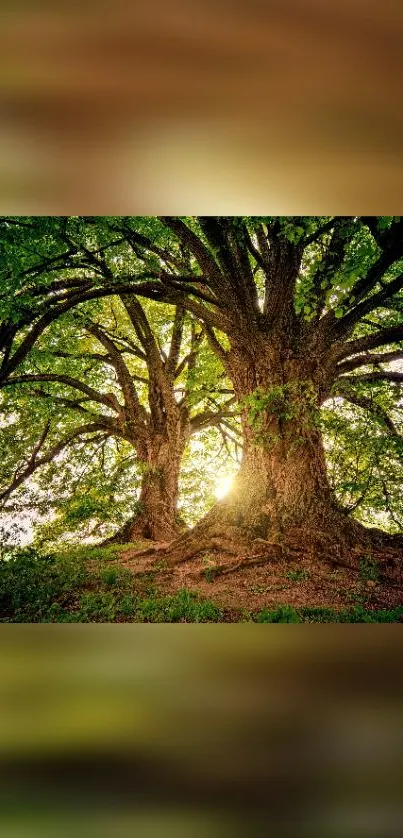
{"left": 0, "top": 545, "right": 222, "bottom": 622}
{"left": 322, "top": 393, "right": 403, "bottom": 531}
{"left": 359, "top": 556, "right": 381, "bottom": 583}
{"left": 284, "top": 568, "right": 311, "bottom": 582}
{"left": 0, "top": 546, "right": 88, "bottom": 621}
{"left": 0, "top": 215, "right": 402, "bottom": 543}
{"left": 254, "top": 604, "right": 403, "bottom": 623}
{"left": 242, "top": 381, "right": 320, "bottom": 446}
{"left": 255, "top": 604, "right": 302, "bottom": 623}
{"left": 298, "top": 605, "right": 403, "bottom": 623}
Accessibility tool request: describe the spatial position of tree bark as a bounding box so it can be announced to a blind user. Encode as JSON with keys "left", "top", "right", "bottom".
{"left": 104, "top": 432, "right": 187, "bottom": 545}
{"left": 162, "top": 335, "right": 401, "bottom": 564}
{"left": 214, "top": 338, "right": 335, "bottom": 533}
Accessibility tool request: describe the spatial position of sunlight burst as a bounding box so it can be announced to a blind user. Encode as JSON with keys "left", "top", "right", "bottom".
{"left": 215, "top": 474, "right": 234, "bottom": 500}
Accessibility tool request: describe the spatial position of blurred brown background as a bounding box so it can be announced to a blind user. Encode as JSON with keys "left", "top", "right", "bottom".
{"left": 0, "top": 0, "right": 402, "bottom": 213}
{"left": 1, "top": 628, "right": 403, "bottom": 837}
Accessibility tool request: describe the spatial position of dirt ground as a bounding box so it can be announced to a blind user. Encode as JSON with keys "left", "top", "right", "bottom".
{"left": 118, "top": 544, "right": 403, "bottom": 615}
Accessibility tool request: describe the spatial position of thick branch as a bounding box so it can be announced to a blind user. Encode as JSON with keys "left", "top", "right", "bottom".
{"left": 340, "top": 371, "right": 403, "bottom": 384}
{"left": 159, "top": 217, "right": 223, "bottom": 287}
{"left": 333, "top": 273, "right": 403, "bottom": 338}
{"left": 263, "top": 236, "right": 303, "bottom": 324}
{"left": 174, "top": 321, "right": 204, "bottom": 382}
{"left": 86, "top": 322, "right": 145, "bottom": 424}
{"left": 0, "top": 280, "right": 169, "bottom": 382}
{"left": 190, "top": 397, "right": 237, "bottom": 433}
{"left": 338, "top": 323, "right": 403, "bottom": 358}
{"left": 111, "top": 223, "right": 185, "bottom": 272}
{"left": 165, "top": 306, "right": 186, "bottom": 379}
{"left": 203, "top": 324, "right": 229, "bottom": 369}
{"left": 2, "top": 374, "right": 119, "bottom": 411}
{"left": 336, "top": 350, "right": 403, "bottom": 375}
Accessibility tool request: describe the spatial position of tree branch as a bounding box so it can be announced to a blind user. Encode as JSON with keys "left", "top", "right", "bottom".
{"left": 190, "top": 397, "right": 237, "bottom": 433}
{"left": 338, "top": 323, "right": 403, "bottom": 358}
{"left": 86, "top": 322, "right": 146, "bottom": 425}
{"left": 333, "top": 273, "right": 403, "bottom": 339}
{"left": 336, "top": 350, "right": 403, "bottom": 375}
{"left": 0, "top": 422, "right": 111, "bottom": 504}
{"left": 339, "top": 371, "right": 403, "bottom": 384}
{"left": 331, "top": 385, "right": 401, "bottom": 439}
{"left": 159, "top": 217, "right": 223, "bottom": 286}
{"left": 2, "top": 374, "right": 119, "bottom": 411}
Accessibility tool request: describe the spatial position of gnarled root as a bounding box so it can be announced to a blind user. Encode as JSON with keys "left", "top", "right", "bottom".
{"left": 119, "top": 499, "right": 403, "bottom": 579}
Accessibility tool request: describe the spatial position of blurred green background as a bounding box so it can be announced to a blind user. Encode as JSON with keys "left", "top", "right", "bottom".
{"left": 1, "top": 629, "right": 403, "bottom": 837}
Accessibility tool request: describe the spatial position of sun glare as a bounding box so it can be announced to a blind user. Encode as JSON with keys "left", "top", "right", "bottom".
{"left": 215, "top": 474, "right": 234, "bottom": 500}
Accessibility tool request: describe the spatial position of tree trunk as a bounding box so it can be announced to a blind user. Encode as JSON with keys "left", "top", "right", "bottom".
{"left": 104, "top": 433, "right": 186, "bottom": 545}
{"left": 162, "top": 338, "right": 398, "bottom": 564}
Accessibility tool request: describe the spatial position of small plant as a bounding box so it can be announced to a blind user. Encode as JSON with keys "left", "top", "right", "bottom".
{"left": 338, "top": 605, "right": 379, "bottom": 623}
{"left": 300, "top": 607, "right": 338, "bottom": 623}
{"left": 133, "top": 588, "right": 222, "bottom": 622}
{"left": 154, "top": 558, "right": 169, "bottom": 572}
{"left": 345, "top": 590, "right": 366, "bottom": 605}
{"left": 78, "top": 591, "right": 118, "bottom": 621}
{"left": 120, "top": 595, "right": 136, "bottom": 617}
{"left": 0, "top": 547, "right": 88, "bottom": 622}
{"left": 255, "top": 605, "right": 301, "bottom": 623}
{"left": 300, "top": 606, "right": 403, "bottom": 623}
{"left": 248, "top": 584, "right": 270, "bottom": 594}
{"left": 202, "top": 555, "right": 218, "bottom": 583}
{"left": 359, "top": 555, "right": 380, "bottom": 583}
{"left": 284, "top": 568, "right": 311, "bottom": 582}
{"left": 99, "top": 567, "right": 120, "bottom": 586}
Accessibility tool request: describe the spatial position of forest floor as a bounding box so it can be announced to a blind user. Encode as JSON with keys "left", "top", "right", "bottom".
{"left": 1, "top": 540, "right": 403, "bottom": 622}
{"left": 116, "top": 539, "right": 403, "bottom": 621}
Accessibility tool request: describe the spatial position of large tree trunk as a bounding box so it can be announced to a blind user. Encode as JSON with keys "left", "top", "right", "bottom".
{"left": 162, "top": 337, "right": 400, "bottom": 564}
{"left": 104, "top": 433, "right": 186, "bottom": 544}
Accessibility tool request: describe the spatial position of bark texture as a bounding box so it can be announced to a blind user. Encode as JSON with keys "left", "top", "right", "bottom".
{"left": 105, "top": 431, "right": 186, "bottom": 543}
{"left": 161, "top": 333, "right": 402, "bottom": 565}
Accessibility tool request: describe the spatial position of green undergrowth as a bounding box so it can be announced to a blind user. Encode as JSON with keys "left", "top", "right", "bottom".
{"left": 0, "top": 546, "right": 402, "bottom": 623}
{"left": 0, "top": 545, "right": 222, "bottom": 623}
{"left": 254, "top": 604, "right": 403, "bottom": 623}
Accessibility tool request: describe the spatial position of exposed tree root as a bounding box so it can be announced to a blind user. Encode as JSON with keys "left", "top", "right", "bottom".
{"left": 117, "top": 497, "right": 403, "bottom": 583}
{"left": 194, "top": 551, "right": 280, "bottom": 579}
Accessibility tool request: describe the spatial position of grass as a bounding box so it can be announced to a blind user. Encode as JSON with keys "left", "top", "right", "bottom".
{"left": 255, "top": 604, "right": 403, "bottom": 623}
{"left": 0, "top": 545, "right": 402, "bottom": 623}
{"left": 359, "top": 555, "right": 381, "bottom": 583}
{"left": 0, "top": 545, "right": 222, "bottom": 623}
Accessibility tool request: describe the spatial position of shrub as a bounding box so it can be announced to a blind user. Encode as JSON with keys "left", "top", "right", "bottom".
{"left": 0, "top": 547, "right": 87, "bottom": 622}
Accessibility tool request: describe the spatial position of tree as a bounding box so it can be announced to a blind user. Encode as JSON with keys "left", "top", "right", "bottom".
{"left": 0, "top": 294, "right": 237, "bottom": 542}
{"left": 96, "top": 215, "right": 403, "bottom": 562}
{"left": 1, "top": 215, "right": 402, "bottom": 563}
{"left": 150, "top": 216, "right": 403, "bottom": 562}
